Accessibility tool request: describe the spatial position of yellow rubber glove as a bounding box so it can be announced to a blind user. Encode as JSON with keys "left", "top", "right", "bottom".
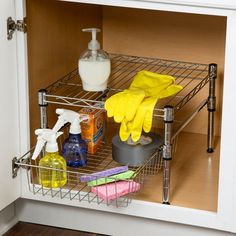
{"left": 119, "top": 84, "right": 183, "bottom": 142}
{"left": 105, "top": 70, "right": 175, "bottom": 123}
{"left": 142, "top": 84, "right": 183, "bottom": 133}
{"left": 130, "top": 70, "right": 175, "bottom": 97}
{"left": 105, "top": 88, "right": 145, "bottom": 122}
{"left": 119, "top": 118, "right": 130, "bottom": 142}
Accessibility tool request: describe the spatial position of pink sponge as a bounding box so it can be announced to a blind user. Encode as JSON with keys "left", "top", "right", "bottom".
{"left": 91, "top": 180, "right": 140, "bottom": 201}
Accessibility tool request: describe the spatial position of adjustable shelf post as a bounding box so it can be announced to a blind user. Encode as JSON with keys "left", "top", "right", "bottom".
{"left": 38, "top": 89, "right": 48, "bottom": 129}
{"left": 207, "top": 64, "right": 217, "bottom": 153}
{"left": 162, "top": 105, "right": 174, "bottom": 204}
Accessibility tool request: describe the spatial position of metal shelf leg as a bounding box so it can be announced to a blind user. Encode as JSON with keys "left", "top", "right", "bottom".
{"left": 207, "top": 64, "right": 217, "bottom": 153}
{"left": 38, "top": 89, "right": 48, "bottom": 129}
{"left": 162, "top": 106, "right": 173, "bottom": 204}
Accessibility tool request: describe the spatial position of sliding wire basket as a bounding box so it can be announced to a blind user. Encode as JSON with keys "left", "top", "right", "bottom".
{"left": 14, "top": 128, "right": 163, "bottom": 207}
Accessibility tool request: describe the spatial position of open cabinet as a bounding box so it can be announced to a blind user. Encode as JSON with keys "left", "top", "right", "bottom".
{"left": 2, "top": 0, "right": 236, "bottom": 234}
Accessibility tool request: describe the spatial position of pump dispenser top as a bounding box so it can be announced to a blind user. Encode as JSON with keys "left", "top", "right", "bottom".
{"left": 79, "top": 27, "right": 111, "bottom": 92}
{"left": 82, "top": 28, "right": 100, "bottom": 52}
{"left": 53, "top": 109, "right": 88, "bottom": 167}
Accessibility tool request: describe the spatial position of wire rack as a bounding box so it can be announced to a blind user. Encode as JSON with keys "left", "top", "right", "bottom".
{"left": 15, "top": 128, "right": 163, "bottom": 207}
{"left": 43, "top": 54, "right": 210, "bottom": 139}
{"left": 14, "top": 53, "right": 211, "bottom": 207}
{"left": 44, "top": 54, "right": 209, "bottom": 117}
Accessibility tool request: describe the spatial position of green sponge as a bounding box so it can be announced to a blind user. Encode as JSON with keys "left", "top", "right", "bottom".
{"left": 87, "top": 170, "right": 136, "bottom": 187}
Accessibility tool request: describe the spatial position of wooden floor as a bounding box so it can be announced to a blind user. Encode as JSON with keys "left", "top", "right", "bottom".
{"left": 3, "top": 222, "right": 106, "bottom": 236}
{"left": 135, "top": 132, "right": 220, "bottom": 212}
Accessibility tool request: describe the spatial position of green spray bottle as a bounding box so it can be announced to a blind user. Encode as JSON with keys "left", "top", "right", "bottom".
{"left": 31, "top": 129, "right": 67, "bottom": 188}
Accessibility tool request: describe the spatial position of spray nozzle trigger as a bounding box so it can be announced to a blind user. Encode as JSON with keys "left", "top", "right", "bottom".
{"left": 31, "top": 129, "right": 63, "bottom": 161}
{"left": 53, "top": 109, "right": 89, "bottom": 135}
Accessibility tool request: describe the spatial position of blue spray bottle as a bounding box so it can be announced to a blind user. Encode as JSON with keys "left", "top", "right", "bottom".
{"left": 53, "top": 109, "right": 88, "bottom": 167}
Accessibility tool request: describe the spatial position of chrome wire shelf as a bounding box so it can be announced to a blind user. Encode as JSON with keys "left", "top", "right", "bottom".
{"left": 15, "top": 128, "right": 163, "bottom": 207}
{"left": 22, "top": 53, "right": 214, "bottom": 206}
{"left": 44, "top": 54, "right": 209, "bottom": 117}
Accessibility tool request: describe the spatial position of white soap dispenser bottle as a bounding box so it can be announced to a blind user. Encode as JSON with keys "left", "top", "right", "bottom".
{"left": 78, "top": 28, "right": 111, "bottom": 91}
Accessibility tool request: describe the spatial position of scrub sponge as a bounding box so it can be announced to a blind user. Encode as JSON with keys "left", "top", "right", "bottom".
{"left": 91, "top": 180, "right": 140, "bottom": 201}
{"left": 80, "top": 166, "right": 128, "bottom": 182}
{"left": 87, "top": 170, "right": 135, "bottom": 187}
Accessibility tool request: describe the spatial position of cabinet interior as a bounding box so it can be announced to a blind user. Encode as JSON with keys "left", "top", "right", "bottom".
{"left": 26, "top": 0, "right": 226, "bottom": 211}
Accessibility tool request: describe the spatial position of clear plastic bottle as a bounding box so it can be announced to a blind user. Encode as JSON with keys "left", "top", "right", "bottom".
{"left": 62, "top": 133, "right": 87, "bottom": 167}
{"left": 52, "top": 108, "right": 88, "bottom": 167}
{"left": 31, "top": 129, "right": 67, "bottom": 188}
{"left": 39, "top": 151, "right": 67, "bottom": 188}
{"left": 78, "top": 28, "right": 111, "bottom": 91}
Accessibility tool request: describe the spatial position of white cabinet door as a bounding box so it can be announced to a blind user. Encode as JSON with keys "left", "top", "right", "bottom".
{"left": 0, "top": 0, "right": 21, "bottom": 210}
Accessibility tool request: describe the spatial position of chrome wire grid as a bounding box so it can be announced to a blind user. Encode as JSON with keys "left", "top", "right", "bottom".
{"left": 15, "top": 128, "right": 162, "bottom": 207}
{"left": 45, "top": 54, "right": 209, "bottom": 117}
{"left": 15, "top": 54, "right": 211, "bottom": 206}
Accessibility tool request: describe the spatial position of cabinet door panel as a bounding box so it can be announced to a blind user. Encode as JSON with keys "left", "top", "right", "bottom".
{"left": 0, "top": 0, "right": 21, "bottom": 210}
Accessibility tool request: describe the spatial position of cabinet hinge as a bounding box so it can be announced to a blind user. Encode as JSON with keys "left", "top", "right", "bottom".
{"left": 7, "top": 17, "right": 27, "bottom": 40}
{"left": 12, "top": 156, "right": 30, "bottom": 178}
{"left": 12, "top": 157, "right": 19, "bottom": 178}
